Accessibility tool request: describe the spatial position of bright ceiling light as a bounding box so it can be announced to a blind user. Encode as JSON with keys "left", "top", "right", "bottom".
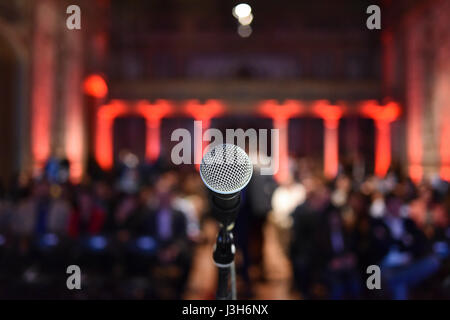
{"left": 238, "top": 13, "right": 253, "bottom": 26}
{"left": 233, "top": 3, "right": 252, "bottom": 19}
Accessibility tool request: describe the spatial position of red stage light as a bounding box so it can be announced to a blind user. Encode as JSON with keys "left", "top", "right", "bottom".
{"left": 83, "top": 74, "right": 108, "bottom": 98}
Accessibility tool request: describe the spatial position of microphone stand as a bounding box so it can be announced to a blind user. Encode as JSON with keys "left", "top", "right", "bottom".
{"left": 213, "top": 224, "right": 236, "bottom": 300}
{"left": 210, "top": 192, "right": 240, "bottom": 300}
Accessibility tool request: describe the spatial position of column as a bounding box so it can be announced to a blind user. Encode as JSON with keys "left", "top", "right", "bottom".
{"left": 360, "top": 101, "right": 401, "bottom": 177}
{"left": 312, "top": 101, "right": 344, "bottom": 179}
{"left": 137, "top": 100, "right": 173, "bottom": 163}
{"left": 272, "top": 117, "right": 289, "bottom": 183}
{"left": 259, "top": 100, "right": 303, "bottom": 182}
{"left": 323, "top": 118, "right": 340, "bottom": 179}
{"left": 184, "top": 100, "right": 225, "bottom": 169}
{"left": 146, "top": 119, "right": 161, "bottom": 163}
{"left": 95, "top": 101, "right": 127, "bottom": 170}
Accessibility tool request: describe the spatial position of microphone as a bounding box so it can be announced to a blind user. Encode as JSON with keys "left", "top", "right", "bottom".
{"left": 200, "top": 144, "right": 253, "bottom": 299}
{"left": 200, "top": 143, "right": 253, "bottom": 227}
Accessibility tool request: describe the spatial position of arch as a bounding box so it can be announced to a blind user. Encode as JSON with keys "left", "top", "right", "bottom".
{"left": 94, "top": 98, "right": 402, "bottom": 182}
{"left": 95, "top": 100, "right": 173, "bottom": 170}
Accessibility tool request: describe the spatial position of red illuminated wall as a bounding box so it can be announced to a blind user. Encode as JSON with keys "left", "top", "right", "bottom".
{"left": 94, "top": 99, "right": 402, "bottom": 182}
{"left": 30, "top": 0, "right": 57, "bottom": 171}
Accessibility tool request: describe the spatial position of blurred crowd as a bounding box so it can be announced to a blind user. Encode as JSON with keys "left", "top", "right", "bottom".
{"left": 273, "top": 159, "right": 450, "bottom": 299}
{"left": 0, "top": 152, "right": 207, "bottom": 299}
{"left": 0, "top": 153, "right": 449, "bottom": 300}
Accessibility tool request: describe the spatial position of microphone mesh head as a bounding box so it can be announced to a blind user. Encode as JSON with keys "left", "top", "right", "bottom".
{"left": 200, "top": 144, "right": 253, "bottom": 194}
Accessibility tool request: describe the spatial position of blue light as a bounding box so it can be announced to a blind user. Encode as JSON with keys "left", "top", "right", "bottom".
{"left": 89, "top": 236, "right": 107, "bottom": 250}
{"left": 42, "top": 233, "right": 59, "bottom": 246}
{"left": 136, "top": 236, "right": 156, "bottom": 251}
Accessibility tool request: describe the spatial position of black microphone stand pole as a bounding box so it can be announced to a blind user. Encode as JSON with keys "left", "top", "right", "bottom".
{"left": 214, "top": 225, "right": 235, "bottom": 299}
{"left": 210, "top": 192, "right": 240, "bottom": 300}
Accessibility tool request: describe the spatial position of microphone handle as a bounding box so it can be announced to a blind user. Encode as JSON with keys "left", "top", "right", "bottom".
{"left": 212, "top": 192, "right": 240, "bottom": 210}
{"left": 210, "top": 191, "right": 240, "bottom": 226}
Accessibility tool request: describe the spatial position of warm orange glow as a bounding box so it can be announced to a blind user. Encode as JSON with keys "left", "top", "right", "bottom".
{"left": 409, "top": 164, "right": 423, "bottom": 184}
{"left": 96, "top": 100, "right": 128, "bottom": 170}
{"left": 31, "top": 8, "right": 55, "bottom": 170}
{"left": 272, "top": 118, "right": 289, "bottom": 183}
{"left": 95, "top": 100, "right": 173, "bottom": 170}
{"left": 374, "top": 121, "right": 391, "bottom": 177}
{"left": 258, "top": 99, "right": 303, "bottom": 121}
{"left": 184, "top": 99, "right": 225, "bottom": 122}
{"left": 312, "top": 101, "right": 344, "bottom": 179}
{"left": 440, "top": 123, "right": 450, "bottom": 181}
{"left": 64, "top": 31, "right": 84, "bottom": 183}
{"left": 83, "top": 74, "right": 108, "bottom": 98}
{"left": 359, "top": 101, "right": 401, "bottom": 177}
{"left": 441, "top": 166, "right": 450, "bottom": 182}
{"left": 406, "top": 30, "right": 424, "bottom": 183}
{"left": 359, "top": 101, "right": 401, "bottom": 122}
{"left": 146, "top": 120, "right": 161, "bottom": 163}
{"left": 32, "top": 105, "right": 51, "bottom": 168}
{"left": 323, "top": 120, "right": 339, "bottom": 179}
{"left": 184, "top": 100, "right": 225, "bottom": 169}
{"left": 312, "top": 100, "right": 344, "bottom": 123}
{"left": 258, "top": 100, "right": 304, "bottom": 182}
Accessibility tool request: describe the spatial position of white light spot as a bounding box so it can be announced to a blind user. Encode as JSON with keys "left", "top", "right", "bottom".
{"left": 233, "top": 3, "right": 252, "bottom": 19}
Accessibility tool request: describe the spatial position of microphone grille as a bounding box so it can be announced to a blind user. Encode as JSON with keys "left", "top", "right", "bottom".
{"left": 200, "top": 144, "right": 253, "bottom": 194}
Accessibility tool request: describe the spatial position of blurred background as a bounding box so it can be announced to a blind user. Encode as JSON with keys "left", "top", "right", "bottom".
{"left": 0, "top": 0, "right": 450, "bottom": 299}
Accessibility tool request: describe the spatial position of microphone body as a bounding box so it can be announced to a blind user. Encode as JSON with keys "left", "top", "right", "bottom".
{"left": 199, "top": 144, "right": 253, "bottom": 299}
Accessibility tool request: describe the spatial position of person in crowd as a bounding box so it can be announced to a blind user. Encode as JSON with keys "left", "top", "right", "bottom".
{"left": 380, "top": 193, "right": 441, "bottom": 299}
{"left": 343, "top": 191, "right": 392, "bottom": 298}
{"left": 138, "top": 172, "right": 193, "bottom": 298}
{"left": 314, "top": 204, "right": 361, "bottom": 299}
{"left": 290, "top": 175, "right": 330, "bottom": 299}
{"left": 68, "top": 187, "right": 108, "bottom": 237}
{"left": 270, "top": 171, "right": 306, "bottom": 254}
{"left": 0, "top": 183, "right": 13, "bottom": 235}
